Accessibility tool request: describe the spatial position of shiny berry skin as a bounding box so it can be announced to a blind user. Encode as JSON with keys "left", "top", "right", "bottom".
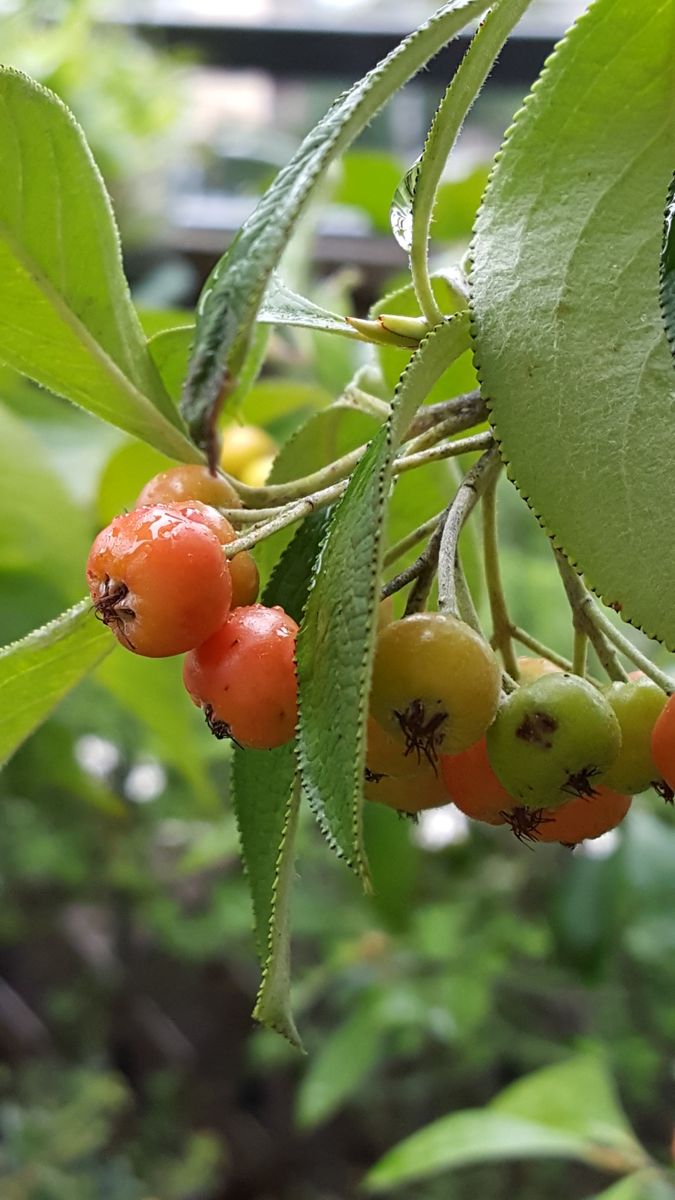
{"left": 599, "top": 678, "right": 668, "bottom": 794}
{"left": 162, "top": 500, "right": 259, "bottom": 609}
{"left": 487, "top": 674, "right": 622, "bottom": 810}
{"left": 183, "top": 604, "right": 298, "bottom": 749}
{"left": 137, "top": 464, "right": 241, "bottom": 510}
{"left": 369, "top": 614, "right": 501, "bottom": 765}
{"left": 86, "top": 505, "right": 232, "bottom": 657}
{"left": 220, "top": 424, "right": 276, "bottom": 480}
{"left": 440, "top": 737, "right": 513, "bottom": 826}
{"left": 507, "top": 786, "right": 631, "bottom": 846}
{"left": 651, "top": 693, "right": 675, "bottom": 795}
{"left": 364, "top": 769, "right": 448, "bottom": 815}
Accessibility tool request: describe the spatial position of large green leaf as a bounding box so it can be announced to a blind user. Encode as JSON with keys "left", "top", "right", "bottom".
{"left": 296, "top": 995, "right": 385, "bottom": 1128}
{"left": 660, "top": 171, "right": 675, "bottom": 358}
{"left": 296, "top": 319, "right": 467, "bottom": 881}
{"left": 366, "top": 1056, "right": 648, "bottom": 1192}
{"left": 0, "top": 600, "right": 111, "bottom": 768}
{"left": 471, "top": 0, "right": 675, "bottom": 647}
{"left": 232, "top": 512, "right": 331, "bottom": 1047}
{"left": 180, "top": 0, "right": 491, "bottom": 457}
{"left": 0, "top": 70, "right": 197, "bottom": 462}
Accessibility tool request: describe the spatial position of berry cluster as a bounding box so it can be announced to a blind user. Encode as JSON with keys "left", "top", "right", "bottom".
{"left": 86, "top": 465, "right": 299, "bottom": 751}
{"left": 366, "top": 612, "right": 675, "bottom": 847}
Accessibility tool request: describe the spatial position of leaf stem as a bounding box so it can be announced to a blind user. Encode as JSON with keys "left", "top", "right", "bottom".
{"left": 383, "top": 511, "right": 445, "bottom": 567}
{"left": 508, "top": 626, "right": 575, "bottom": 675}
{"left": 395, "top": 430, "right": 493, "bottom": 475}
{"left": 481, "top": 471, "right": 519, "bottom": 676}
{"left": 554, "top": 550, "right": 628, "bottom": 683}
{"left": 437, "top": 447, "right": 501, "bottom": 617}
{"left": 584, "top": 601, "right": 675, "bottom": 695}
{"left": 572, "top": 628, "right": 588, "bottom": 678}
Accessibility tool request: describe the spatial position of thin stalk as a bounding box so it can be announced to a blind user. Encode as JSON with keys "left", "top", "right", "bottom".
{"left": 222, "top": 480, "right": 347, "bottom": 554}
{"left": 437, "top": 447, "right": 501, "bottom": 616}
{"left": 409, "top": 0, "right": 533, "bottom": 324}
{"left": 395, "top": 430, "right": 493, "bottom": 474}
{"left": 383, "top": 512, "right": 445, "bottom": 567}
{"left": 572, "top": 628, "right": 588, "bottom": 678}
{"left": 509, "top": 626, "right": 575, "bottom": 675}
{"left": 403, "top": 504, "right": 453, "bottom": 614}
{"left": 481, "top": 471, "right": 519, "bottom": 677}
{"left": 585, "top": 602, "right": 675, "bottom": 696}
{"left": 554, "top": 550, "right": 628, "bottom": 683}
{"left": 405, "top": 390, "right": 485, "bottom": 439}
{"left": 341, "top": 386, "right": 390, "bottom": 420}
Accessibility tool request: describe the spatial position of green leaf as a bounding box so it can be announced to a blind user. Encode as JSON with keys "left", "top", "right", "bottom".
{"left": 492, "top": 1056, "right": 642, "bottom": 1157}
{"left": 296, "top": 320, "right": 465, "bottom": 881}
{"left": 0, "top": 401, "right": 89, "bottom": 603}
{"left": 95, "top": 651, "right": 220, "bottom": 815}
{"left": 258, "top": 275, "right": 360, "bottom": 338}
{"left": 0, "top": 600, "right": 112, "bottom": 768}
{"left": 147, "top": 325, "right": 193, "bottom": 406}
{"left": 660, "top": 171, "right": 675, "bottom": 358}
{"left": 366, "top": 1112, "right": 599, "bottom": 1191}
{"left": 470, "top": 0, "right": 675, "bottom": 647}
{"left": 296, "top": 996, "right": 384, "bottom": 1128}
{"left": 406, "top": 0, "right": 532, "bottom": 322}
{"left": 0, "top": 69, "right": 197, "bottom": 462}
{"left": 366, "top": 1056, "right": 648, "bottom": 1192}
{"left": 233, "top": 512, "right": 332, "bottom": 1047}
{"left": 181, "top": 0, "right": 491, "bottom": 458}
{"left": 590, "top": 1173, "right": 675, "bottom": 1200}
{"left": 96, "top": 438, "right": 173, "bottom": 526}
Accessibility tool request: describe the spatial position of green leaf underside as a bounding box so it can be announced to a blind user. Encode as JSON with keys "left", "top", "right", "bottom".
{"left": 181, "top": 0, "right": 491, "bottom": 452}
{"left": 367, "top": 1056, "right": 645, "bottom": 1191}
{"left": 258, "top": 275, "right": 360, "bottom": 338}
{"left": 296, "top": 319, "right": 466, "bottom": 881}
{"left": 0, "top": 70, "right": 197, "bottom": 462}
{"left": 471, "top": 0, "right": 675, "bottom": 647}
{"left": 0, "top": 599, "right": 112, "bottom": 768}
{"left": 660, "top": 171, "right": 675, "bottom": 357}
{"left": 232, "top": 512, "right": 332, "bottom": 1048}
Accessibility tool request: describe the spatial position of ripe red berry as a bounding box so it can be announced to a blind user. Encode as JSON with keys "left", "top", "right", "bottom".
{"left": 651, "top": 692, "right": 675, "bottom": 798}
{"left": 508, "top": 786, "right": 631, "bottom": 846}
{"left": 183, "top": 604, "right": 298, "bottom": 749}
{"left": 87, "top": 505, "right": 232, "bottom": 657}
{"left": 162, "top": 500, "right": 259, "bottom": 609}
{"left": 440, "top": 737, "right": 513, "bottom": 826}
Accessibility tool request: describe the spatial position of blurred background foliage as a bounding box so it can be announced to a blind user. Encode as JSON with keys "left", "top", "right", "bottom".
{"left": 1, "top": 1, "right": 675, "bottom": 1197}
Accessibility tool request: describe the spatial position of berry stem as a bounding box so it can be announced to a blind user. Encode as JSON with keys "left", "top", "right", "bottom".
{"left": 383, "top": 511, "right": 446, "bottom": 567}
{"left": 583, "top": 600, "right": 675, "bottom": 696}
{"left": 554, "top": 550, "right": 628, "bottom": 682}
{"left": 507, "top": 625, "right": 574, "bottom": 674}
{"left": 572, "top": 628, "right": 588, "bottom": 678}
{"left": 481, "top": 471, "right": 519, "bottom": 678}
{"left": 437, "top": 447, "right": 501, "bottom": 618}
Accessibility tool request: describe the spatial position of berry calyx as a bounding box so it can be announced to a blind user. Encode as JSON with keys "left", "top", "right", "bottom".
{"left": 486, "top": 673, "right": 622, "bottom": 810}
{"left": 504, "top": 786, "right": 631, "bottom": 846}
{"left": 183, "top": 604, "right": 298, "bottom": 750}
{"left": 86, "top": 505, "right": 232, "bottom": 657}
{"left": 369, "top": 613, "right": 502, "bottom": 765}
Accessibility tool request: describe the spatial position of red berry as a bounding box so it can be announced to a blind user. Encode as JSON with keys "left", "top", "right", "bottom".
{"left": 183, "top": 604, "right": 298, "bottom": 749}
{"left": 440, "top": 737, "right": 512, "bottom": 826}
{"left": 137, "top": 464, "right": 242, "bottom": 510}
{"left": 651, "top": 693, "right": 675, "bottom": 798}
{"left": 86, "top": 505, "right": 232, "bottom": 657}
{"left": 161, "top": 500, "right": 259, "bottom": 609}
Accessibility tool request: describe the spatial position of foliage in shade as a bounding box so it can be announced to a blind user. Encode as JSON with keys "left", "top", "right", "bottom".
{"left": 232, "top": 512, "right": 332, "bottom": 1047}
{"left": 0, "top": 600, "right": 112, "bottom": 767}
{"left": 471, "top": 0, "right": 675, "bottom": 648}
{"left": 366, "top": 1056, "right": 649, "bottom": 1190}
{"left": 180, "top": 0, "right": 491, "bottom": 460}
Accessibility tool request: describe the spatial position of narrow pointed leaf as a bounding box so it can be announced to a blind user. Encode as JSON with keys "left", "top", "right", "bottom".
{"left": 0, "top": 69, "right": 197, "bottom": 462}
{"left": 0, "top": 600, "right": 112, "bottom": 768}
{"left": 181, "top": 0, "right": 491, "bottom": 458}
{"left": 232, "top": 512, "right": 331, "bottom": 1047}
{"left": 660, "top": 171, "right": 675, "bottom": 358}
{"left": 296, "top": 319, "right": 465, "bottom": 881}
{"left": 471, "top": 0, "right": 675, "bottom": 647}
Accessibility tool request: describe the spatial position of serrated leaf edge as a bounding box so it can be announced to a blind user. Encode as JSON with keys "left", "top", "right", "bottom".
{"left": 468, "top": 0, "right": 675, "bottom": 651}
